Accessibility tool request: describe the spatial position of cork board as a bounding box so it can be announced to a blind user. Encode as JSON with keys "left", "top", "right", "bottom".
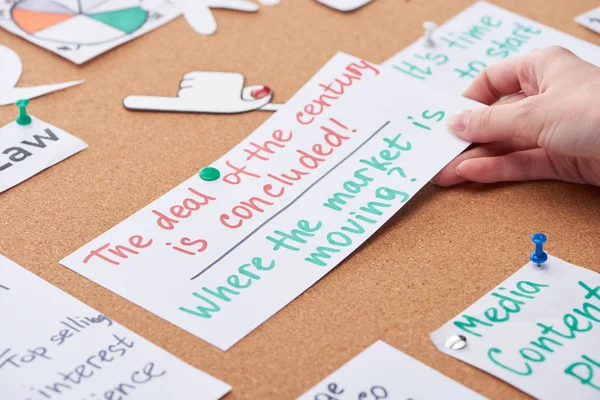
{"left": 1, "top": 0, "right": 599, "bottom": 398}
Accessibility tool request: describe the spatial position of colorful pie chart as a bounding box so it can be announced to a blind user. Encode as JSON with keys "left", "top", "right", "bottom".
{"left": 11, "top": 0, "right": 149, "bottom": 45}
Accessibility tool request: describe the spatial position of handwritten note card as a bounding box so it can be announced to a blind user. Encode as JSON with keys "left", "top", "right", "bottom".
{"left": 298, "top": 340, "right": 487, "bottom": 400}
{"left": 0, "top": 116, "right": 87, "bottom": 193}
{"left": 0, "top": 0, "right": 180, "bottom": 64}
{"left": 62, "top": 52, "right": 479, "bottom": 350}
{"left": 431, "top": 255, "right": 600, "bottom": 400}
{"left": 384, "top": 1, "right": 600, "bottom": 94}
{"left": 0, "top": 254, "right": 231, "bottom": 400}
{"left": 576, "top": 7, "right": 600, "bottom": 35}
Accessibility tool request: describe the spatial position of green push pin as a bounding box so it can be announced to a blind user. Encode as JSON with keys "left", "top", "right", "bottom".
{"left": 199, "top": 167, "right": 220, "bottom": 181}
{"left": 16, "top": 99, "right": 32, "bottom": 126}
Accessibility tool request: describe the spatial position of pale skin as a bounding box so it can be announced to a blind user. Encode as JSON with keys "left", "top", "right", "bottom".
{"left": 432, "top": 46, "right": 600, "bottom": 187}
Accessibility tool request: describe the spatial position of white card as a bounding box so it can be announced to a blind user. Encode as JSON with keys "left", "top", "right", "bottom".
{"left": 297, "top": 340, "right": 487, "bottom": 400}
{"left": 316, "top": 0, "right": 374, "bottom": 12}
{"left": 0, "top": 116, "right": 87, "bottom": 193}
{"left": 575, "top": 7, "right": 600, "bottom": 35}
{"left": 0, "top": 253, "right": 231, "bottom": 399}
{"left": 431, "top": 255, "right": 600, "bottom": 400}
{"left": 0, "top": 0, "right": 180, "bottom": 64}
{"left": 123, "top": 71, "right": 283, "bottom": 114}
{"left": 61, "top": 52, "right": 479, "bottom": 351}
{"left": 383, "top": 1, "right": 600, "bottom": 94}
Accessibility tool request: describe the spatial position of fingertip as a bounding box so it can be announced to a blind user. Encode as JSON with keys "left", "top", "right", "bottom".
{"left": 447, "top": 110, "right": 472, "bottom": 137}
{"left": 455, "top": 158, "right": 485, "bottom": 182}
{"left": 431, "top": 166, "right": 467, "bottom": 187}
{"left": 455, "top": 164, "right": 463, "bottom": 177}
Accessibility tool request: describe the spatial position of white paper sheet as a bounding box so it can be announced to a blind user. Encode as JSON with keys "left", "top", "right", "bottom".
{"left": 383, "top": 1, "right": 600, "bottom": 94}
{"left": 0, "top": 44, "right": 83, "bottom": 106}
{"left": 0, "top": 253, "right": 231, "bottom": 399}
{"left": 575, "top": 7, "right": 600, "bottom": 35}
{"left": 61, "top": 52, "right": 479, "bottom": 350}
{"left": 0, "top": 0, "right": 180, "bottom": 64}
{"left": 431, "top": 255, "right": 600, "bottom": 400}
{"left": 0, "top": 116, "right": 87, "bottom": 193}
{"left": 297, "top": 340, "right": 487, "bottom": 400}
{"left": 316, "top": 0, "right": 374, "bottom": 12}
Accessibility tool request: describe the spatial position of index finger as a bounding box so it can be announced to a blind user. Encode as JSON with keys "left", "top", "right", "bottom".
{"left": 462, "top": 54, "right": 524, "bottom": 105}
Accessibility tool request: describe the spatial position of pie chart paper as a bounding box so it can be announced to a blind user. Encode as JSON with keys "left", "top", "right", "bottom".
{"left": 0, "top": 0, "right": 181, "bottom": 64}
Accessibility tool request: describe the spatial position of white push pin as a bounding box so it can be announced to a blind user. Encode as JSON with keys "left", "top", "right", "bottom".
{"left": 445, "top": 334, "right": 467, "bottom": 350}
{"left": 422, "top": 21, "right": 437, "bottom": 48}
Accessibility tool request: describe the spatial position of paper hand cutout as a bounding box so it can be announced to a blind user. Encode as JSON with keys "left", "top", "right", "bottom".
{"left": 123, "top": 71, "right": 283, "bottom": 114}
{"left": 316, "top": 0, "right": 374, "bottom": 12}
{"left": 144, "top": 0, "right": 278, "bottom": 35}
{"left": 0, "top": 45, "right": 84, "bottom": 106}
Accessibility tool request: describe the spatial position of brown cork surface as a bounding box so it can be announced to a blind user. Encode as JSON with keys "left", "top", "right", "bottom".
{"left": 1, "top": 0, "right": 599, "bottom": 398}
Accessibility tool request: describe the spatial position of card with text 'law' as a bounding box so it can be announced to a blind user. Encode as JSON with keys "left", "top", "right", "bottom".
{"left": 0, "top": 254, "right": 231, "bottom": 400}
{"left": 384, "top": 1, "right": 600, "bottom": 95}
{"left": 0, "top": 116, "right": 87, "bottom": 193}
{"left": 297, "top": 340, "right": 487, "bottom": 400}
{"left": 431, "top": 255, "right": 600, "bottom": 400}
{"left": 61, "top": 52, "right": 479, "bottom": 350}
{"left": 576, "top": 7, "right": 600, "bottom": 35}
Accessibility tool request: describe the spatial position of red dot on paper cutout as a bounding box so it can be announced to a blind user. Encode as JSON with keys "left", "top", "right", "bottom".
{"left": 251, "top": 86, "right": 271, "bottom": 99}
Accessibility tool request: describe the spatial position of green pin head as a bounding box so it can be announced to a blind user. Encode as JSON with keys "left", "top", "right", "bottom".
{"left": 199, "top": 167, "right": 220, "bottom": 181}
{"left": 16, "top": 99, "right": 32, "bottom": 126}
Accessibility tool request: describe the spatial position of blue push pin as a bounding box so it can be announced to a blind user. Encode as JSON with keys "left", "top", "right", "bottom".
{"left": 530, "top": 233, "right": 548, "bottom": 266}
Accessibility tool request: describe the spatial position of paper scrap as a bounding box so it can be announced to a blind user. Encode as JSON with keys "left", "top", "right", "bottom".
{"left": 431, "top": 255, "right": 600, "bottom": 400}
{"left": 123, "top": 71, "right": 282, "bottom": 114}
{"left": 575, "top": 7, "right": 600, "bottom": 35}
{"left": 316, "top": 0, "right": 374, "bottom": 12}
{"left": 0, "top": 253, "right": 231, "bottom": 399}
{"left": 383, "top": 1, "right": 600, "bottom": 94}
{"left": 0, "top": 44, "right": 83, "bottom": 106}
{"left": 297, "top": 340, "right": 487, "bottom": 400}
{"left": 0, "top": 116, "right": 87, "bottom": 193}
{"left": 0, "top": 0, "right": 181, "bottom": 65}
{"left": 61, "top": 52, "right": 479, "bottom": 351}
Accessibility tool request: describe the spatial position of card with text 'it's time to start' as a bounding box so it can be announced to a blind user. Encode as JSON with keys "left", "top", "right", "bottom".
{"left": 61, "top": 52, "right": 480, "bottom": 351}
{"left": 0, "top": 254, "right": 231, "bottom": 400}
{"left": 384, "top": 1, "right": 600, "bottom": 95}
{"left": 432, "top": 255, "right": 600, "bottom": 400}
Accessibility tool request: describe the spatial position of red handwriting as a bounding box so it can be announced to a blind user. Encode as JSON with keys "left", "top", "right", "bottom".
{"left": 83, "top": 235, "right": 153, "bottom": 265}
{"left": 243, "top": 129, "right": 293, "bottom": 161}
{"left": 166, "top": 237, "right": 208, "bottom": 256}
{"left": 222, "top": 160, "right": 261, "bottom": 185}
{"left": 152, "top": 188, "right": 216, "bottom": 230}
{"left": 219, "top": 118, "right": 354, "bottom": 229}
{"left": 296, "top": 60, "right": 380, "bottom": 126}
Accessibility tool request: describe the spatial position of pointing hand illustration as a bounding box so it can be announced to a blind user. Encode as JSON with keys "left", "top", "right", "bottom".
{"left": 123, "top": 71, "right": 283, "bottom": 114}
{"left": 0, "top": 45, "right": 84, "bottom": 106}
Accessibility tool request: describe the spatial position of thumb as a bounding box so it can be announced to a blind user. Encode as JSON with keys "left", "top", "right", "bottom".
{"left": 447, "top": 99, "right": 541, "bottom": 144}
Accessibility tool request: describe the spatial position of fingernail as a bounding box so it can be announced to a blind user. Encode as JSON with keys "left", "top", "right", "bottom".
{"left": 448, "top": 110, "right": 472, "bottom": 133}
{"left": 455, "top": 165, "right": 463, "bottom": 177}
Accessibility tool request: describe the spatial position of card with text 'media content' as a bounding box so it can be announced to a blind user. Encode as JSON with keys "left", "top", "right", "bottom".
{"left": 0, "top": 116, "right": 87, "bottom": 193}
{"left": 61, "top": 52, "right": 479, "bottom": 351}
{"left": 384, "top": 1, "right": 600, "bottom": 95}
{"left": 297, "top": 340, "right": 487, "bottom": 400}
{"left": 0, "top": 254, "right": 231, "bottom": 400}
{"left": 431, "top": 255, "right": 600, "bottom": 400}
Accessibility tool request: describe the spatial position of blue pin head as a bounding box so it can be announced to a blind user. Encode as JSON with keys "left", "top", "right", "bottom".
{"left": 530, "top": 233, "right": 548, "bottom": 265}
